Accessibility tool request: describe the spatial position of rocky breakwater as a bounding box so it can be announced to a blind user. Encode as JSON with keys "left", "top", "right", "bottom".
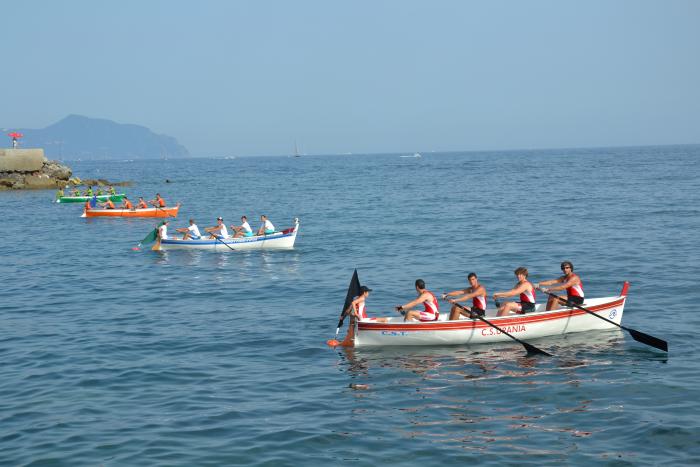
{"left": 0, "top": 149, "right": 72, "bottom": 190}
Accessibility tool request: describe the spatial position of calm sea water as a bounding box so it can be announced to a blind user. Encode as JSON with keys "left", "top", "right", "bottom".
{"left": 1, "top": 145, "right": 699, "bottom": 466}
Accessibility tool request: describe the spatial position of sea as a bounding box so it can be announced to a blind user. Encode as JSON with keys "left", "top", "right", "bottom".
{"left": 1, "top": 145, "right": 699, "bottom": 466}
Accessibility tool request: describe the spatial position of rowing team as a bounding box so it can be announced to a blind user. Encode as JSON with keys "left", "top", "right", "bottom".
{"left": 346, "top": 261, "right": 584, "bottom": 323}
{"left": 57, "top": 185, "right": 118, "bottom": 198}
{"left": 156, "top": 215, "right": 277, "bottom": 240}
{"left": 85, "top": 193, "right": 168, "bottom": 210}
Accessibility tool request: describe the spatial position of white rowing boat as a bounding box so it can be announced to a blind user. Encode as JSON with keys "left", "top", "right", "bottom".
{"left": 158, "top": 218, "right": 300, "bottom": 251}
{"left": 344, "top": 282, "right": 629, "bottom": 347}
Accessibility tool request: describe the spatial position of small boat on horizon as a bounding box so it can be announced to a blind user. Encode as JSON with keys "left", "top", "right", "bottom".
{"left": 400, "top": 152, "right": 422, "bottom": 158}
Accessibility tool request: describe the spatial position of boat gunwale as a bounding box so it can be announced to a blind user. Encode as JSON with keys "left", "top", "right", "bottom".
{"left": 357, "top": 296, "right": 625, "bottom": 332}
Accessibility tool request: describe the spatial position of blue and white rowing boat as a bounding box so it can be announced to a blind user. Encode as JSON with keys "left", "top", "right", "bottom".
{"left": 158, "top": 218, "right": 300, "bottom": 251}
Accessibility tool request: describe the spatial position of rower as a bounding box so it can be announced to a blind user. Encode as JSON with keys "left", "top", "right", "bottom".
{"left": 121, "top": 196, "right": 134, "bottom": 210}
{"left": 232, "top": 215, "right": 254, "bottom": 238}
{"left": 536, "top": 261, "right": 584, "bottom": 310}
{"left": 137, "top": 197, "right": 148, "bottom": 209}
{"left": 443, "top": 272, "right": 487, "bottom": 319}
{"left": 206, "top": 217, "right": 230, "bottom": 239}
{"left": 150, "top": 193, "right": 167, "bottom": 208}
{"left": 72, "top": 187, "right": 81, "bottom": 196}
{"left": 109, "top": 185, "right": 117, "bottom": 195}
{"left": 99, "top": 198, "right": 116, "bottom": 209}
{"left": 344, "top": 285, "right": 389, "bottom": 323}
{"left": 396, "top": 279, "right": 440, "bottom": 322}
{"left": 494, "top": 267, "right": 536, "bottom": 316}
{"left": 256, "top": 215, "right": 275, "bottom": 235}
{"left": 176, "top": 219, "right": 202, "bottom": 240}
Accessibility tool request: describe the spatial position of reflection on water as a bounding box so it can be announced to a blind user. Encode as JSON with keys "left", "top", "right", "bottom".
{"left": 337, "top": 329, "right": 637, "bottom": 454}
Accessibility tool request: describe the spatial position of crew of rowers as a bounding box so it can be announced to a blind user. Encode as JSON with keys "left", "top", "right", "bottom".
{"left": 56, "top": 185, "right": 119, "bottom": 199}
{"left": 84, "top": 193, "right": 168, "bottom": 210}
{"left": 156, "top": 215, "right": 277, "bottom": 241}
{"left": 346, "top": 261, "right": 585, "bottom": 323}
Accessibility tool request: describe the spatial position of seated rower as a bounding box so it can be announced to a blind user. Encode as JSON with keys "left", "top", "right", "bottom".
{"left": 443, "top": 272, "right": 487, "bottom": 320}
{"left": 256, "top": 215, "right": 275, "bottom": 235}
{"left": 205, "top": 217, "right": 230, "bottom": 239}
{"left": 72, "top": 188, "right": 81, "bottom": 196}
{"left": 137, "top": 197, "right": 148, "bottom": 209}
{"left": 99, "top": 198, "right": 116, "bottom": 209}
{"left": 176, "top": 219, "right": 202, "bottom": 240}
{"left": 232, "top": 215, "right": 254, "bottom": 238}
{"left": 55, "top": 188, "right": 64, "bottom": 200}
{"left": 494, "top": 267, "right": 536, "bottom": 316}
{"left": 121, "top": 196, "right": 134, "bottom": 210}
{"left": 344, "top": 285, "right": 389, "bottom": 323}
{"left": 96, "top": 188, "right": 104, "bottom": 196}
{"left": 535, "top": 261, "right": 584, "bottom": 310}
{"left": 109, "top": 185, "right": 117, "bottom": 195}
{"left": 84, "top": 186, "right": 94, "bottom": 196}
{"left": 396, "top": 279, "right": 440, "bottom": 322}
{"left": 150, "top": 193, "right": 167, "bottom": 208}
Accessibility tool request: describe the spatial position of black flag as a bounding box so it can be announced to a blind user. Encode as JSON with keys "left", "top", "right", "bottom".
{"left": 337, "top": 269, "right": 361, "bottom": 330}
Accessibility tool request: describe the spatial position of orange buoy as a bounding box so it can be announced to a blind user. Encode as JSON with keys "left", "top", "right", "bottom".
{"left": 326, "top": 339, "right": 340, "bottom": 347}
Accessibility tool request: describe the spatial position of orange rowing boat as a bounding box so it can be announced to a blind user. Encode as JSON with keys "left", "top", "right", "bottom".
{"left": 81, "top": 204, "right": 180, "bottom": 218}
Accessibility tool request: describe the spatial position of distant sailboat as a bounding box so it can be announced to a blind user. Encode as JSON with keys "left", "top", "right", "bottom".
{"left": 400, "top": 152, "right": 422, "bottom": 158}
{"left": 294, "top": 140, "right": 301, "bottom": 157}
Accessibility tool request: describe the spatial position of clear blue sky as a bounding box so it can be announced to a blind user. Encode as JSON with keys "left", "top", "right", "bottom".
{"left": 2, "top": 0, "right": 698, "bottom": 156}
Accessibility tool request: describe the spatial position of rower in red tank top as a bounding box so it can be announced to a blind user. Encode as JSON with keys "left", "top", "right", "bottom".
{"left": 443, "top": 272, "right": 488, "bottom": 320}
{"left": 396, "top": 279, "right": 440, "bottom": 322}
{"left": 342, "top": 285, "right": 389, "bottom": 323}
{"left": 536, "top": 261, "right": 585, "bottom": 310}
{"left": 494, "top": 267, "right": 537, "bottom": 316}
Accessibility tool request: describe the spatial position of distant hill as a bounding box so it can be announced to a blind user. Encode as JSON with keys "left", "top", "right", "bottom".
{"left": 9, "top": 115, "right": 189, "bottom": 160}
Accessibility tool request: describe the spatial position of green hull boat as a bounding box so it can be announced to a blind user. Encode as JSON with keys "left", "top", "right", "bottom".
{"left": 56, "top": 194, "right": 126, "bottom": 204}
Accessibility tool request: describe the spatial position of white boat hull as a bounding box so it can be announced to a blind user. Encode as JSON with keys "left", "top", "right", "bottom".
{"left": 352, "top": 286, "right": 628, "bottom": 347}
{"left": 159, "top": 219, "right": 299, "bottom": 251}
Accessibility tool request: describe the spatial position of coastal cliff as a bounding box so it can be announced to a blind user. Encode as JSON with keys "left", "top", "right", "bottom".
{"left": 0, "top": 149, "right": 72, "bottom": 190}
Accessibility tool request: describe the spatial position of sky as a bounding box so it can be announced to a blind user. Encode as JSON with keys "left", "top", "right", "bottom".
{"left": 2, "top": 0, "right": 699, "bottom": 156}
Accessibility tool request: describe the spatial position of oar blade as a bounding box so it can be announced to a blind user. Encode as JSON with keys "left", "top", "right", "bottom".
{"left": 523, "top": 342, "right": 553, "bottom": 357}
{"left": 628, "top": 328, "right": 668, "bottom": 352}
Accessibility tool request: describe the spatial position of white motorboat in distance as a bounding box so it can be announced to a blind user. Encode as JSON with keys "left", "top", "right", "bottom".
{"left": 348, "top": 282, "right": 630, "bottom": 347}
{"left": 159, "top": 218, "right": 300, "bottom": 251}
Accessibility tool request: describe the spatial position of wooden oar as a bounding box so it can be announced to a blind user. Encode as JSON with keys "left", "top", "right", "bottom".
{"left": 447, "top": 300, "right": 552, "bottom": 357}
{"left": 535, "top": 286, "right": 668, "bottom": 352}
{"left": 213, "top": 235, "right": 236, "bottom": 252}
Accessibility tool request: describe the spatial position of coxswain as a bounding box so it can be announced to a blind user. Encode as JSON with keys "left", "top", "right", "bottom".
{"left": 157, "top": 220, "right": 170, "bottom": 240}
{"left": 536, "top": 261, "right": 584, "bottom": 310}
{"left": 343, "top": 285, "right": 389, "bottom": 323}
{"left": 396, "top": 279, "right": 440, "bottom": 322}
{"left": 443, "top": 272, "right": 488, "bottom": 320}
{"left": 494, "top": 267, "right": 536, "bottom": 316}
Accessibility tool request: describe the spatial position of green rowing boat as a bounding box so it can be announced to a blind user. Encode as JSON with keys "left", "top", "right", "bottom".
{"left": 56, "top": 194, "right": 126, "bottom": 204}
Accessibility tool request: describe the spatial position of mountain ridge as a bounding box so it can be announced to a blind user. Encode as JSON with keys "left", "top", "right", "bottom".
{"left": 7, "top": 115, "right": 189, "bottom": 160}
